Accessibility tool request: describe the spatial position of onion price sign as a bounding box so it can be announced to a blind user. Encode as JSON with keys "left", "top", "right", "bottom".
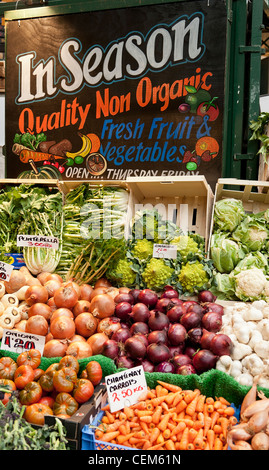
{"left": 105, "top": 365, "right": 148, "bottom": 413}
{"left": 1, "top": 329, "right": 45, "bottom": 355}
{"left": 0, "top": 261, "right": 14, "bottom": 281}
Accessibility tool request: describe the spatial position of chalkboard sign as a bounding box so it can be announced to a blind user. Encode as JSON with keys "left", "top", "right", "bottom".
{"left": 5, "top": 0, "right": 227, "bottom": 188}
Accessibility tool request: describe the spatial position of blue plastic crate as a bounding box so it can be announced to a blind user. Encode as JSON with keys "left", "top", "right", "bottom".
{"left": 82, "top": 409, "right": 140, "bottom": 451}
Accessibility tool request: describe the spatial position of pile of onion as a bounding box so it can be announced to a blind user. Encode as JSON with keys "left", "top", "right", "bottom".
{"left": 101, "top": 286, "right": 232, "bottom": 375}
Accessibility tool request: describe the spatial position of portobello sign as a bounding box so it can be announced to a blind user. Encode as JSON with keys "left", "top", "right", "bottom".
{"left": 5, "top": 0, "right": 227, "bottom": 188}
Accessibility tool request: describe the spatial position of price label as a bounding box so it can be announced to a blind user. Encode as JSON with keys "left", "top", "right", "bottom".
{"left": 105, "top": 365, "right": 147, "bottom": 413}
{"left": 0, "top": 261, "right": 14, "bottom": 281}
{"left": 1, "top": 329, "right": 45, "bottom": 355}
{"left": 17, "top": 234, "right": 59, "bottom": 249}
{"left": 153, "top": 243, "right": 177, "bottom": 259}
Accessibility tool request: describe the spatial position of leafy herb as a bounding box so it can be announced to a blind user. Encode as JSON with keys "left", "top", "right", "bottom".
{"left": 13, "top": 132, "right": 47, "bottom": 151}
{"left": 249, "top": 112, "right": 269, "bottom": 163}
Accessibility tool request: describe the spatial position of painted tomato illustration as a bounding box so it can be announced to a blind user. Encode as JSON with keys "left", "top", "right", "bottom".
{"left": 197, "top": 97, "right": 219, "bottom": 121}
{"left": 195, "top": 137, "right": 219, "bottom": 159}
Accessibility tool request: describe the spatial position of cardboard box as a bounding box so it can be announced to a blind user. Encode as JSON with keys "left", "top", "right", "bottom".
{"left": 43, "top": 383, "right": 107, "bottom": 450}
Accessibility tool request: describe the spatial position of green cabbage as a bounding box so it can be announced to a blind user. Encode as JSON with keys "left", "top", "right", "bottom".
{"left": 210, "top": 233, "right": 245, "bottom": 273}
{"left": 213, "top": 198, "right": 245, "bottom": 232}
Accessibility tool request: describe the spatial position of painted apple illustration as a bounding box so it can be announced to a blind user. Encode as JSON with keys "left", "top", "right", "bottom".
{"left": 184, "top": 85, "right": 211, "bottom": 113}
{"left": 197, "top": 97, "right": 219, "bottom": 121}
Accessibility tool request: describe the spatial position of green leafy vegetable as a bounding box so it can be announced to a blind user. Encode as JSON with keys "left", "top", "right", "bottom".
{"left": 210, "top": 232, "right": 246, "bottom": 273}
{"left": 213, "top": 198, "right": 245, "bottom": 232}
{"left": 13, "top": 132, "right": 47, "bottom": 150}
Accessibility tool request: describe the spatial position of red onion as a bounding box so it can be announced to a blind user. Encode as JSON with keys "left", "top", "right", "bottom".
{"left": 201, "top": 311, "right": 222, "bottom": 332}
{"left": 137, "top": 359, "right": 155, "bottom": 372}
{"left": 167, "top": 323, "right": 187, "bottom": 345}
{"left": 155, "top": 361, "right": 175, "bottom": 373}
{"left": 114, "top": 292, "right": 134, "bottom": 305}
{"left": 204, "top": 302, "right": 224, "bottom": 315}
{"left": 192, "top": 349, "right": 218, "bottom": 373}
{"left": 125, "top": 336, "right": 147, "bottom": 359}
{"left": 130, "top": 322, "right": 149, "bottom": 336}
{"left": 147, "top": 329, "right": 168, "bottom": 344}
{"left": 132, "top": 333, "right": 148, "bottom": 347}
{"left": 198, "top": 290, "right": 216, "bottom": 303}
{"left": 169, "top": 344, "right": 185, "bottom": 356}
{"left": 131, "top": 303, "right": 150, "bottom": 323}
{"left": 187, "top": 327, "right": 203, "bottom": 345}
{"left": 115, "top": 301, "right": 133, "bottom": 321}
{"left": 155, "top": 297, "right": 172, "bottom": 313}
{"left": 176, "top": 364, "right": 196, "bottom": 375}
{"left": 116, "top": 355, "right": 135, "bottom": 369}
{"left": 160, "top": 288, "right": 179, "bottom": 299}
{"left": 186, "top": 303, "right": 205, "bottom": 317}
{"left": 129, "top": 289, "right": 141, "bottom": 303}
{"left": 167, "top": 304, "right": 186, "bottom": 323}
{"left": 200, "top": 329, "right": 216, "bottom": 350}
{"left": 111, "top": 327, "right": 131, "bottom": 343}
{"left": 210, "top": 334, "right": 233, "bottom": 356}
{"left": 147, "top": 343, "right": 171, "bottom": 364}
{"left": 182, "top": 300, "right": 198, "bottom": 310}
{"left": 173, "top": 353, "right": 192, "bottom": 368}
{"left": 148, "top": 310, "right": 170, "bottom": 331}
{"left": 184, "top": 345, "right": 199, "bottom": 359}
{"left": 138, "top": 289, "right": 158, "bottom": 308}
{"left": 103, "top": 339, "right": 120, "bottom": 359}
{"left": 180, "top": 311, "right": 202, "bottom": 331}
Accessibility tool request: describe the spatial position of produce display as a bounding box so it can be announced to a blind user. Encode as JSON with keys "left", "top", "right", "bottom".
{"left": 210, "top": 198, "right": 269, "bottom": 301}
{"left": 1, "top": 181, "right": 269, "bottom": 451}
{"left": 93, "top": 380, "right": 236, "bottom": 450}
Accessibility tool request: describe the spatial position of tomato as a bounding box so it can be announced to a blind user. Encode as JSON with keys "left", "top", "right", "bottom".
{"left": 0, "top": 356, "right": 18, "bottom": 380}
{"left": 14, "top": 364, "right": 35, "bottom": 389}
{"left": 58, "top": 355, "right": 80, "bottom": 374}
{"left": 73, "top": 378, "right": 94, "bottom": 404}
{"left": 0, "top": 378, "right": 16, "bottom": 405}
{"left": 39, "top": 370, "right": 55, "bottom": 393}
{"left": 33, "top": 368, "right": 44, "bottom": 381}
{"left": 19, "top": 381, "right": 43, "bottom": 405}
{"left": 45, "top": 363, "right": 59, "bottom": 373}
{"left": 85, "top": 360, "right": 102, "bottom": 386}
{"left": 53, "top": 367, "right": 77, "bottom": 393}
{"left": 53, "top": 392, "right": 79, "bottom": 416}
{"left": 38, "top": 396, "right": 55, "bottom": 408}
{"left": 17, "top": 349, "right": 41, "bottom": 370}
{"left": 196, "top": 97, "right": 219, "bottom": 121}
{"left": 24, "top": 403, "right": 53, "bottom": 425}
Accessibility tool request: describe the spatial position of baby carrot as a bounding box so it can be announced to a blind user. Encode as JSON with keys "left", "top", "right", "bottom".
{"left": 184, "top": 389, "right": 200, "bottom": 404}
{"left": 188, "top": 427, "right": 198, "bottom": 443}
{"left": 185, "top": 394, "right": 199, "bottom": 416}
{"left": 175, "top": 399, "right": 187, "bottom": 414}
{"left": 165, "top": 439, "right": 176, "bottom": 450}
{"left": 193, "top": 428, "right": 204, "bottom": 449}
{"left": 210, "top": 410, "right": 220, "bottom": 429}
{"left": 206, "top": 429, "right": 215, "bottom": 450}
{"left": 157, "top": 381, "right": 182, "bottom": 392}
{"left": 223, "top": 407, "right": 235, "bottom": 417}
{"left": 196, "top": 394, "right": 206, "bottom": 412}
{"left": 213, "top": 437, "right": 223, "bottom": 450}
{"left": 116, "top": 432, "right": 136, "bottom": 445}
{"left": 149, "top": 427, "right": 161, "bottom": 444}
{"left": 99, "top": 431, "right": 120, "bottom": 442}
{"left": 139, "top": 415, "right": 153, "bottom": 424}
{"left": 170, "top": 420, "right": 186, "bottom": 437}
{"left": 213, "top": 424, "right": 222, "bottom": 434}
{"left": 158, "top": 412, "right": 172, "bottom": 432}
{"left": 152, "top": 406, "right": 162, "bottom": 424}
{"left": 203, "top": 415, "right": 212, "bottom": 437}
{"left": 178, "top": 426, "right": 189, "bottom": 450}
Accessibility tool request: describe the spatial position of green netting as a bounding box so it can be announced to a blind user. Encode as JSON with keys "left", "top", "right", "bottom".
{"left": 1, "top": 348, "right": 269, "bottom": 407}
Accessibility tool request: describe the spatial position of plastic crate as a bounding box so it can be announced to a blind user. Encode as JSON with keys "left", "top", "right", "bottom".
{"left": 81, "top": 409, "right": 140, "bottom": 451}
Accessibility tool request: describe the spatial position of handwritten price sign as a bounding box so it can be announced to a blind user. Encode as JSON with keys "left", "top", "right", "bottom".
{"left": 1, "top": 329, "right": 45, "bottom": 355}
{"left": 153, "top": 243, "right": 177, "bottom": 259}
{"left": 0, "top": 261, "right": 14, "bottom": 281}
{"left": 17, "top": 235, "right": 59, "bottom": 249}
{"left": 105, "top": 365, "right": 147, "bottom": 413}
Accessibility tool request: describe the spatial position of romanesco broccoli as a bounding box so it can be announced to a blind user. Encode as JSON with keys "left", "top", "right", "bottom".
{"left": 178, "top": 261, "right": 209, "bottom": 293}
{"left": 107, "top": 259, "right": 136, "bottom": 287}
{"left": 141, "top": 258, "right": 174, "bottom": 290}
{"left": 171, "top": 235, "right": 199, "bottom": 259}
{"left": 131, "top": 239, "right": 154, "bottom": 260}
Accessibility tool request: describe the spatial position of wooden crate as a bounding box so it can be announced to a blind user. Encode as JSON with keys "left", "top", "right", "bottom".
{"left": 126, "top": 175, "right": 214, "bottom": 248}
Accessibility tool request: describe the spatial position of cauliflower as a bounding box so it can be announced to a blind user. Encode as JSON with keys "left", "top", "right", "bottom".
{"left": 141, "top": 258, "right": 174, "bottom": 290}
{"left": 234, "top": 267, "right": 268, "bottom": 302}
{"left": 131, "top": 239, "right": 154, "bottom": 260}
{"left": 170, "top": 235, "right": 199, "bottom": 260}
{"left": 107, "top": 259, "right": 136, "bottom": 287}
{"left": 178, "top": 261, "right": 210, "bottom": 293}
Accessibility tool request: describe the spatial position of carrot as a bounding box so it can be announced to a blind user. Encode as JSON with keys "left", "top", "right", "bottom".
{"left": 196, "top": 394, "right": 206, "bottom": 412}
{"left": 213, "top": 424, "right": 222, "bottom": 434}
{"left": 152, "top": 406, "right": 162, "bottom": 424}
{"left": 178, "top": 426, "right": 189, "bottom": 450}
{"left": 210, "top": 410, "right": 220, "bottom": 429}
{"left": 187, "top": 443, "right": 195, "bottom": 450}
{"left": 162, "top": 429, "right": 171, "bottom": 440}
{"left": 105, "top": 410, "right": 115, "bottom": 424}
{"left": 157, "top": 381, "right": 182, "bottom": 393}
{"left": 206, "top": 429, "right": 215, "bottom": 450}
{"left": 165, "top": 439, "right": 176, "bottom": 450}
{"left": 193, "top": 428, "right": 204, "bottom": 449}
{"left": 135, "top": 409, "right": 152, "bottom": 417}
{"left": 139, "top": 415, "right": 152, "bottom": 424}
{"left": 185, "top": 394, "right": 199, "bottom": 416}
{"left": 229, "top": 416, "right": 238, "bottom": 426}
{"left": 164, "top": 392, "right": 180, "bottom": 406}
{"left": 206, "top": 404, "right": 214, "bottom": 414}
{"left": 188, "top": 427, "right": 198, "bottom": 443}
{"left": 151, "top": 396, "right": 168, "bottom": 408}
{"left": 124, "top": 406, "right": 134, "bottom": 420}
{"left": 95, "top": 429, "right": 104, "bottom": 440}
{"left": 213, "top": 437, "right": 223, "bottom": 450}
{"left": 184, "top": 389, "right": 200, "bottom": 404}
{"left": 175, "top": 399, "right": 187, "bottom": 414}
{"left": 149, "top": 427, "right": 161, "bottom": 444}
{"left": 218, "top": 416, "right": 229, "bottom": 438}
{"left": 99, "top": 431, "right": 120, "bottom": 442}
{"left": 205, "top": 397, "right": 214, "bottom": 405}
{"left": 170, "top": 420, "right": 186, "bottom": 437}
{"left": 223, "top": 406, "right": 235, "bottom": 417}
{"left": 218, "top": 396, "right": 230, "bottom": 406}
{"left": 203, "top": 415, "right": 212, "bottom": 437}
{"left": 158, "top": 412, "right": 172, "bottom": 432}
{"left": 172, "top": 392, "right": 184, "bottom": 407}
{"left": 116, "top": 432, "right": 136, "bottom": 445}
{"left": 156, "top": 385, "right": 168, "bottom": 397}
